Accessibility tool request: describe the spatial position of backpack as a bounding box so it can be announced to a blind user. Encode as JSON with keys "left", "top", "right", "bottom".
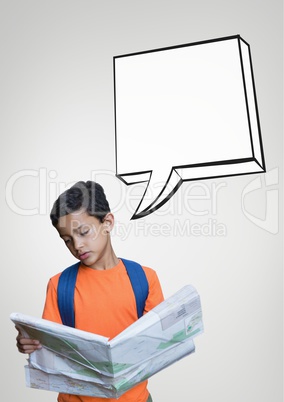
{"left": 57, "top": 258, "right": 149, "bottom": 327}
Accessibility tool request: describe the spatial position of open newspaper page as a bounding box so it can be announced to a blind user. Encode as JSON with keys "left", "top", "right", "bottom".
{"left": 11, "top": 284, "right": 203, "bottom": 398}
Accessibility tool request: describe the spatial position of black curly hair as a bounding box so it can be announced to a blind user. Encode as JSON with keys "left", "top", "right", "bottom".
{"left": 50, "top": 181, "right": 111, "bottom": 226}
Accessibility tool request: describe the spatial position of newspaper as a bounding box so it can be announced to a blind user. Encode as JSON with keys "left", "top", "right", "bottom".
{"left": 11, "top": 284, "right": 203, "bottom": 398}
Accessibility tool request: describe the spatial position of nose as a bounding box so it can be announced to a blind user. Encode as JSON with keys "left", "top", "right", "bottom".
{"left": 73, "top": 236, "right": 84, "bottom": 251}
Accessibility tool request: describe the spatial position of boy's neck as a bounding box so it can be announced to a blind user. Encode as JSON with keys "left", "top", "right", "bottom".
{"left": 86, "top": 251, "right": 120, "bottom": 271}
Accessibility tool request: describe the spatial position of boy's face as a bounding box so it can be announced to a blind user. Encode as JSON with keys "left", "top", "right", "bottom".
{"left": 55, "top": 209, "right": 115, "bottom": 270}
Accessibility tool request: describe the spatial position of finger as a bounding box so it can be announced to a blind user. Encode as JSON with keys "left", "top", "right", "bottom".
{"left": 17, "top": 341, "right": 42, "bottom": 354}
{"left": 17, "top": 337, "right": 39, "bottom": 345}
{"left": 16, "top": 338, "right": 42, "bottom": 353}
{"left": 17, "top": 344, "right": 37, "bottom": 354}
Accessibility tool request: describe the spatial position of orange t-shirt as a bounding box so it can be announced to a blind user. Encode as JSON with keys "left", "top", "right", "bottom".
{"left": 42, "top": 259, "right": 164, "bottom": 402}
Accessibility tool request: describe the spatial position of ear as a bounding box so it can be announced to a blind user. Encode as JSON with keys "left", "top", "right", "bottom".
{"left": 103, "top": 213, "right": 115, "bottom": 233}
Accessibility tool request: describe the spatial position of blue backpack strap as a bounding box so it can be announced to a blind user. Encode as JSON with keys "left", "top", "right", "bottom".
{"left": 120, "top": 258, "right": 149, "bottom": 319}
{"left": 57, "top": 262, "right": 80, "bottom": 327}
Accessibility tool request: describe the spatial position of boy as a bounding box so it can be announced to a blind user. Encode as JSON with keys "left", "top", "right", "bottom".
{"left": 16, "top": 181, "right": 164, "bottom": 402}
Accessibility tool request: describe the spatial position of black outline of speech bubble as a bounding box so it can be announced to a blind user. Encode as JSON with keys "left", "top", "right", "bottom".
{"left": 113, "top": 34, "right": 266, "bottom": 220}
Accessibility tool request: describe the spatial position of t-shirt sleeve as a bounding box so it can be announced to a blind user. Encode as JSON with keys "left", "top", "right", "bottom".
{"left": 143, "top": 267, "right": 164, "bottom": 313}
{"left": 42, "top": 275, "right": 62, "bottom": 324}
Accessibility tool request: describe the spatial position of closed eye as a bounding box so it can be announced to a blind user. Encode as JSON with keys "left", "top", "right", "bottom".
{"left": 62, "top": 237, "right": 71, "bottom": 245}
{"left": 80, "top": 229, "right": 89, "bottom": 236}
{"left": 79, "top": 225, "right": 91, "bottom": 236}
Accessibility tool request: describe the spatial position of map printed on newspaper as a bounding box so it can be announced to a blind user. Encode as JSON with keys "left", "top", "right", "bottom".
{"left": 11, "top": 285, "right": 203, "bottom": 399}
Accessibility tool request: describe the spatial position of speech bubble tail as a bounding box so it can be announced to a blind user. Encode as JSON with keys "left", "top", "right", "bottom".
{"left": 131, "top": 168, "right": 182, "bottom": 219}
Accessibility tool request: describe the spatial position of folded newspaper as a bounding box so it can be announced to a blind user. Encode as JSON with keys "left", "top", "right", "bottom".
{"left": 11, "top": 284, "right": 203, "bottom": 399}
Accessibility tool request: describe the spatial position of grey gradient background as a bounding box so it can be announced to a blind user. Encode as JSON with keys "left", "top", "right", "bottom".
{"left": 1, "top": 1, "right": 283, "bottom": 401}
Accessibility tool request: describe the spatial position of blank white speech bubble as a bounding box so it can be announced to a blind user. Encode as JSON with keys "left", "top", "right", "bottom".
{"left": 113, "top": 35, "right": 265, "bottom": 219}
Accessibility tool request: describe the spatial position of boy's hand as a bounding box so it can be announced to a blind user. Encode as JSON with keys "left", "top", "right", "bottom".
{"left": 15, "top": 326, "right": 42, "bottom": 354}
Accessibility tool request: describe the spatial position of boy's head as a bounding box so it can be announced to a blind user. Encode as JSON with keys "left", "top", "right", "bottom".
{"left": 50, "top": 181, "right": 111, "bottom": 227}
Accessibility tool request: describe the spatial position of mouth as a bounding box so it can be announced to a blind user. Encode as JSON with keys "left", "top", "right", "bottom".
{"left": 78, "top": 252, "right": 90, "bottom": 261}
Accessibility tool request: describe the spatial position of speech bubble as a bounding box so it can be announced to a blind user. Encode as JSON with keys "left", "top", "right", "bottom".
{"left": 113, "top": 35, "right": 265, "bottom": 219}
